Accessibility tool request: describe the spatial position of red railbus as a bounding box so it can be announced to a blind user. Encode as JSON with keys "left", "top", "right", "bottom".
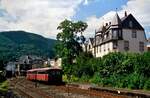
{"left": 26, "top": 67, "right": 62, "bottom": 83}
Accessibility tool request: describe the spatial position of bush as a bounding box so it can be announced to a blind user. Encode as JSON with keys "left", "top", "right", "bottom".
{"left": 80, "top": 74, "right": 91, "bottom": 83}
{"left": 63, "top": 74, "right": 79, "bottom": 82}
{"left": 91, "top": 72, "right": 102, "bottom": 84}
{"left": 144, "top": 79, "right": 150, "bottom": 90}
{"left": 0, "top": 81, "right": 8, "bottom": 93}
{"left": 125, "top": 73, "right": 145, "bottom": 89}
{"left": 62, "top": 51, "right": 150, "bottom": 90}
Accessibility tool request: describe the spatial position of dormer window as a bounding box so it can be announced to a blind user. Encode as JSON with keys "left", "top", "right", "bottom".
{"left": 129, "top": 21, "right": 133, "bottom": 28}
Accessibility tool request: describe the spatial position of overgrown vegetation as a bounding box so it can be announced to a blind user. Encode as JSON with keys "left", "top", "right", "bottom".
{"left": 0, "top": 81, "right": 8, "bottom": 93}
{"left": 63, "top": 52, "right": 150, "bottom": 90}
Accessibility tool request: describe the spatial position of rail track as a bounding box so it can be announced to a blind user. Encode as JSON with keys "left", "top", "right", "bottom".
{"left": 9, "top": 77, "right": 53, "bottom": 98}
{"left": 8, "top": 77, "right": 149, "bottom": 98}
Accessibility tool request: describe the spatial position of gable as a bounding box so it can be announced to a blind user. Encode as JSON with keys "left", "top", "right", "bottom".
{"left": 121, "top": 14, "right": 144, "bottom": 30}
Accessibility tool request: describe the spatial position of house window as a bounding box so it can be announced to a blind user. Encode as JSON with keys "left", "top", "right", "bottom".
{"left": 139, "top": 42, "right": 144, "bottom": 52}
{"left": 113, "top": 41, "right": 118, "bottom": 49}
{"left": 113, "top": 30, "right": 117, "bottom": 38}
{"left": 124, "top": 41, "right": 129, "bottom": 51}
{"left": 129, "top": 21, "right": 133, "bottom": 28}
{"left": 132, "top": 30, "right": 137, "bottom": 38}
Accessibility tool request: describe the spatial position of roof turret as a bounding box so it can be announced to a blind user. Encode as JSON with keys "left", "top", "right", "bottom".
{"left": 111, "top": 12, "right": 121, "bottom": 26}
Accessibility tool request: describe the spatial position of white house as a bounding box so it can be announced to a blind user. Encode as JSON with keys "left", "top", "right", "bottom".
{"left": 84, "top": 11, "right": 147, "bottom": 57}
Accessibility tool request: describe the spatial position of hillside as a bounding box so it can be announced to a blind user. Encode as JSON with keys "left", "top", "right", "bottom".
{"left": 0, "top": 31, "right": 57, "bottom": 61}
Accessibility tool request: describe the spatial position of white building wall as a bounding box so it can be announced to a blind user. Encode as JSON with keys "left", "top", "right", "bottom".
{"left": 118, "top": 29, "right": 147, "bottom": 53}
{"left": 95, "top": 42, "right": 114, "bottom": 57}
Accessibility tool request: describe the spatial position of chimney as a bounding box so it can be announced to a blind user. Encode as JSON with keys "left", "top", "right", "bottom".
{"left": 106, "top": 23, "right": 108, "bottom": 26}
{"left": 109, "top": 22, "right": 111, "bottom": 25}
{"left": 125, "top": 11, "right": 127, "bottom": 17}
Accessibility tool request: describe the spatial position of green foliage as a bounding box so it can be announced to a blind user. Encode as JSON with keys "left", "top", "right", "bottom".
{"left": 0, "top": 81, "right": 8, "bottom": 93}
{"left": 144, "top": 79, "right": 150, "bottom": 90}
{"left": 55, "top": 19, "right": 88, "bottom": 75}
{"left": 64, "top": 52, "right": 150, "bottom": 90}
{"left": 126, "top": 73, "right": 145, "bottom": 89}
{"left": 74, "top": 52, "right": 98, "bottom": 77}
{"left": 90, "top": 72, "right": 102, "bottom": 84}
{"left": 0, "top": 31, "right": 57, "bottom": 61}
{"left": 62, "top": 74, "right": 79, "bottom": 82}
{"left": 80, "top": 75, "right": 91, "bottom": 83}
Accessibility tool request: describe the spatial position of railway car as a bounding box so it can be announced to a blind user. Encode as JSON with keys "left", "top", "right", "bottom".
{"left": 26, "top": 67, "right": 62, "bottom": 83}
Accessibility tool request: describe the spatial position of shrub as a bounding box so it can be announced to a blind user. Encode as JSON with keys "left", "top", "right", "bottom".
{"left": 91, "top": 72, "right": 102, "bottom": 84}
{"left": 144, "top": 79, "right": 150, "bottom": 90}
{"left": 126, "top": 73, "right": 145, "bottom": 89}
{"left": 80, "top": 74, "right": 91, "bottom": 83}
{"left": 62, "top": 51, "right": 150, "bottom": 90}
{"left": 0, "top": 81, "right": 8, "bottom": 93}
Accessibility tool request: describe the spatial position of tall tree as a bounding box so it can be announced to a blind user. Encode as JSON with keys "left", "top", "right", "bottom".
{"left": 55, "top": 19, "right": 87, "bottom": 74}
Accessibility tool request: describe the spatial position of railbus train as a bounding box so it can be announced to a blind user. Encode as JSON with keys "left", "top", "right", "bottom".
{"left": 26, "top": 67, "right": 62, "bottom": 83}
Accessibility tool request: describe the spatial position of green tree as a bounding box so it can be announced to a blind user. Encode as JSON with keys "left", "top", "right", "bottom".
{"left": 55, "top": 19, "right": 87, "bottom": 75}
{"left": 74, "top": 52, "right": 94, "bottom": 77}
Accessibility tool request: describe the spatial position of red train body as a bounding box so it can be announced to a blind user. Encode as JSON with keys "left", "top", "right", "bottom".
{"left": 26, "top": 67, "right": 62, "bottom": 83}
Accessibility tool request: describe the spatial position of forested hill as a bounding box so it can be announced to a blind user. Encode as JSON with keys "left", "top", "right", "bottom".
{"left": 0, "top": 31, "right": 57, "bottom": 61}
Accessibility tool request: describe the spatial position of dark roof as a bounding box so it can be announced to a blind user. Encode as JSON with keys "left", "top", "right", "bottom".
{"left": 121, "top": 16, "right": 128, "bottom": 21}
{"left": 89, "top": 38, "right": 94, "bottom": 44}
{"left": 96, "top": 13, "right": 144, "bottom": 34}
{"left": 121, "top": 14, "right": 144, "bottom": 30}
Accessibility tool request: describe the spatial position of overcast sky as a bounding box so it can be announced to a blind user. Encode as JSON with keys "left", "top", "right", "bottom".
{"left": 0, "top": 0, "right": 150, "bottom": 39}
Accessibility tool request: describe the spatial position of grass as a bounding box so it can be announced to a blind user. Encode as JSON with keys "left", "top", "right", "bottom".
{"left": 0, "top": 80, "right": 8, "bottom": 93}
